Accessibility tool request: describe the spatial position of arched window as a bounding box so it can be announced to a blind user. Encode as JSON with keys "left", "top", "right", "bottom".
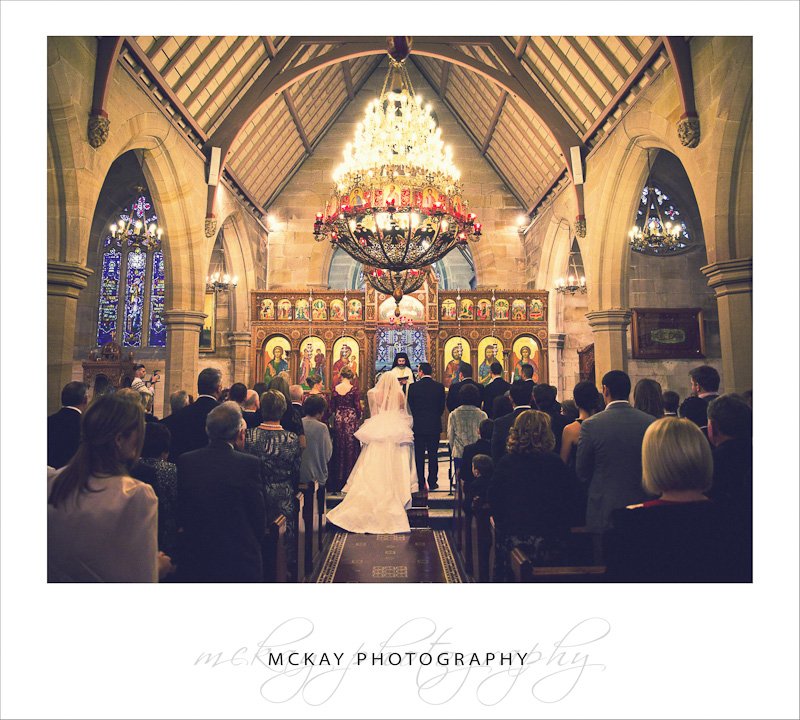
{"left": 97, "top": 192, "right": 166, "bottom": 348}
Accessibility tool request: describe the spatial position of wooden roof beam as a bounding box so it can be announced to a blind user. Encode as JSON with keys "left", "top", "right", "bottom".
{"left": 663, "top": 36, "right": 700, "bottom": 147}
{"left": 185, "top": 36, "right": 248, "bottom": 108}
{"left": 88, "top": 36, "right": 124, "bottom": 147}
{"left": 173, "top": 37, "right": 224, "bottom": 93}
{"left": 283, "top": 89, "right": 312, "bottom": 153}
{"left": 342, "top": 60, "right": 355, "bottom": 99}
{"left": 160, "top": 36, "right": 198, "bottom": 79}
{"left": 481, "top": 92, "right": 507, "bottom": 154}
{"left": 439, "top": 61, "right": 451, "bottom": 96}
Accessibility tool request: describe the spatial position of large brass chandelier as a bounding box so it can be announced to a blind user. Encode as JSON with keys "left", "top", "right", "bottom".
{"left": 628, "top": 151, "right": 690, "bottom": 256}
{"left": 364, "top": 265, "right": 431, "bottom": 312}
{"left": 313, "top": 39, "right": 481, "bottom": 288}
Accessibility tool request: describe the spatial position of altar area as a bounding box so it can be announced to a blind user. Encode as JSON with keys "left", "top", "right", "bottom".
{"left": 250, "top": 280, "right": 549, "bottom": 393}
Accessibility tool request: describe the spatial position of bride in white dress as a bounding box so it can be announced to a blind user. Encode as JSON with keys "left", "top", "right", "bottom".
{"left": 326, "top": 372, "right": 419, "bottom": 534}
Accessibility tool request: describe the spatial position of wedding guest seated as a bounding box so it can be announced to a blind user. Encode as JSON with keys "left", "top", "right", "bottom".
{"left": 244, "top": 390, "right": 302, "bottom": 581}
{"left": 533, "top": 383, "right": 570, "bottom": 454}
{"left": 268, "top": 376, "right": 305, "bottom": 449}
{"left": 47, "top": 381, "right": 88, "bottom": 469}
{"left": 242, "top": 390, "right": 262, "bottom": 429}
{"left": 253, "top": 382, "right": 268, "bottom": 399}
{"left": 300, "top": 395, "right": 333, "bottom": 488}
{"left": 468, "top": 453, "right": 494, "bottom": 505}
{"left": 131, "top": 422, "right": 179, "bottom": 559}
{"left": 304, "top": 375, "right": 324, "bottom": 399}
{"left": 48, "top": 394, "right": 172, "bottom": 582}
{"left": 461, "top": 419, "right": 493, "bottom": 494}
{"left": 662, "top": 390, "right": 680, "bottom": 416}
{"left": 447, "top": 383, "right": 487, "bottom": 478}
{"left": 634, "top": 379, "right": 664, "bottom": 419}
{"left": 489, "top": 411, "right": 582, "bottom": 581}
{"left": 604, "top": 417, "right": 748, "bottom": 582}
{"left": 177, "top": 402, "right": 265, "bottom": 582}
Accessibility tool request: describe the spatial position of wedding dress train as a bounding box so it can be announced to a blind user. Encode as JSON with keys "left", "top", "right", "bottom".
{"left": 326, "top": 373, "right": 419, "bottom": 534}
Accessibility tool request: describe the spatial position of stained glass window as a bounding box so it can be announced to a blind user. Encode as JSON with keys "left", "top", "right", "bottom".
{"left": 148, "top": 251, "right": 166, "bottom": 347}
{"left": 638, "top": 185, "right": 691, "bottom": 241}
{"left": 97, "top": 249, "right": 121, "bottom": 346}
{"left": 96, "top": 192, "right": 167, "bottom": 348}
{"left": 123, "top": 250, "right": 147, "bottom": 346}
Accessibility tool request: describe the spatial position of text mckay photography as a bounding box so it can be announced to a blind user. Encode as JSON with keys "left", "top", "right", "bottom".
{"left": 193, "top": 616, "right": 610, "bottom": 706}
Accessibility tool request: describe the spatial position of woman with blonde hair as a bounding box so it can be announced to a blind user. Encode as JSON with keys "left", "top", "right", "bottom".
{"left": 604, "top": 417, "right": 748, "bottom": 581}
{"left": 47, "top": 394, "right": 172, "bottom": 582}
{"left": 489, "top": 410, "right": 581, "bottom": 579}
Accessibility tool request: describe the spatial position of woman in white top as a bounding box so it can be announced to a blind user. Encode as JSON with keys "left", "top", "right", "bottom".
{"left": 326, "top": 372, "right": 419, "bottom": 534}
{"left": 48, "top": 394, "right": 170, "bottom": 582}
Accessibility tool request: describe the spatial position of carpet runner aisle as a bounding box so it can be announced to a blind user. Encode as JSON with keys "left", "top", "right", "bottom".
{"left": 312, "top": 529, "right": 465, "bottom": 583}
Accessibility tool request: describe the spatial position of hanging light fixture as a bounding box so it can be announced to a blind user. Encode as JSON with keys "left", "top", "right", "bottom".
{"left": 107, "top": 186, "right": 163, "bottom": 252}
{"left": 206, "top": 271, "right": 238, "bottom": 293}
{"left": 554, "top": 244, "right": 587, "bottom": 295}
{"left": 313, "top": 38, "right": 480, "bottom": 301}
{"left": 628, "top": 151, "right": 690, "bottom": 255}
{"left": 364, "top": 265, "right": 431, "bottom": 315}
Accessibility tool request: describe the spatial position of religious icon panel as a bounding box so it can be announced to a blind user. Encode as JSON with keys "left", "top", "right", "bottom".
{"left": 459, "top": 298, "right": 474, "bottom": 320}
{"left": 331, "top": 336, "right": 360, "bottom": 387}
{"left": 511, "top": 299, "right": 527, "bottom": 321}
{"left": 347, "top": 298, "right": 362, "bottom": 321}
{"left": 441, "top": 298, "right": 457, "bottom": 321}
{"left": 476, "top": 298, "right": 492, "bottom": 321}
{"left": 277, "top": 299, "right": 293, "bottom": 321}
{"left": 494, "top": 299, "right": 510, "bottom": 320}
{"left": 510, "top": 335, "right": 543, "bottom": 383}
{"left": 263, "top": 335, "right": 290, "bottom": 384}
{"left": 311, "top": 299, "right": 328, "bottom": 321}
{"left": 298, "top": 336, "right": 327, "bottom": 389}
{"left": 477, "top": 336, "right": 504, "bottom": 386}
{"left": 330, "top": 299, "right": 345, "bottom": 321}
{"left": 295, "top": 298, "right": 310, "bottom": 321}
{"left": 259, "top": 298, "right": 275, "bottom": 320}
{"left": 442, "top": 336, "right": 471, "bottom": 388}
{"left": 200, "top": 292, "right": 215, "bottom": 352}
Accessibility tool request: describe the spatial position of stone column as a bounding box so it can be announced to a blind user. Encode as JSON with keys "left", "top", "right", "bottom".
{"left": 163, "top": 309, "right": 205, "bottom": 416}
{"left": 585, "top": 309, "right": 632, "bottom": 387}
{"left": 228, "top": 331, "right": 253, "bottom": 386}
{"left": 48, "top": 261, "right": 93, "bottom": 413}
{"left": 548, "top": 332, "right": 566, "bottom": 396}
{"left": 701, "top": 257, "right": 752, "bottom": 394}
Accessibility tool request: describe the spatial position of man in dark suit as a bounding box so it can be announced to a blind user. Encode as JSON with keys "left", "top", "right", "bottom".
{"left": 575, "top": 370, "right": 656, "bottom": 535}
{"left": 446, "top": 362, "right": 482, "bottom": 412}
{"left": 687, "top": 364, "right": 721, "bottom": 433}
{"left": 407, "top": 362, "right": 446, "bottom": 491}
{"left": 47, "top": 381, "right": 88, "bottom": 468}
{"left": 491, "top": 381, "right": 535, "bottom": 462}
{"left": 706, "top": 393, "right": 753, "bottom": 581}
{"left": 518, "top": 363, "right": 536, "bottom": 403}
{"left": 533, "top": 383, "right": 570, "bottom": 455}
{"left": 482, "top": 362, "right": 510, "bottom": 419}
{"left": 166, "top": 367, "right": 223, "bottom": 462}
{"left": 177, "top": 402, "right": 265, "bottom": 582}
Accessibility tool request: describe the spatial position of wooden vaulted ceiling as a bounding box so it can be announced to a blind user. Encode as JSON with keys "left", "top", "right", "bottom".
{"left": 124, "top": 36, "right": 666, "bottom": 214}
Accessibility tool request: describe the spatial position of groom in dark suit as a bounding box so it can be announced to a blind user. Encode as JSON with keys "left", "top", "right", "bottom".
{"left": 407, "top": 362, "right": 446, "bottom": 491}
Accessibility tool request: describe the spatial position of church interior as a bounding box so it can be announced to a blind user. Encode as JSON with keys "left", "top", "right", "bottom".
{"left": 46, "top": 34, "right": 753, "bottom": 584}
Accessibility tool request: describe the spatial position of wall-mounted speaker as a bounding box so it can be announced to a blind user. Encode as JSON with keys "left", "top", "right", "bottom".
{"left": 207, "top": 147, "right": 221, "bottom": 186}
{"left": 570, "top": 146, "right": 584, "bottom": 185}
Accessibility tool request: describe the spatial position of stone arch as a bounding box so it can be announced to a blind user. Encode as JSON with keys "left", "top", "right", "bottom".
{"left": 214, "top": 210, "right": 258, "bottom": 332}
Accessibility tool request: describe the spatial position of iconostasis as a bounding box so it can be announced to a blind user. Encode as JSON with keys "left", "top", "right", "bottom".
{"left": 250, "top": 284, "right": 549, "bottom": 392}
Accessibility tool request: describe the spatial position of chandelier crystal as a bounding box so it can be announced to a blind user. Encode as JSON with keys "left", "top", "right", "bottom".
{"left": 313, "top": 53, "right": 481, "bottom": 288}
{"left": 364, "top": 265, "right": 430, "bottom": 314}
{"left": 628, "top": 151, "right": 690, "bottom": 256}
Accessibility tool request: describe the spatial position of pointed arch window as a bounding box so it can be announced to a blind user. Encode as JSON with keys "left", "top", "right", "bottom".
{"left": 96, "top": 192, "right": 167, "bottom": 348}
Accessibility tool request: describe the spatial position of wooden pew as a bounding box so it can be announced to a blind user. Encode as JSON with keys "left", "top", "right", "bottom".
{"left": 473, "top": 502, "right": 495, "bottom": 582}
{"left": 263, "top": 515, "right": 287, "bottom": 583}
{"left": 453, "top": 475, "right": 465, "bottom": 552}
{"left": 510, "top": 546, "right": 606, "bottom": 583}
{"left": 316, "top": 483, "right": 327, "bottom": 554}
{"left": 293, "top": 488, "right": 305, "bottom": 582}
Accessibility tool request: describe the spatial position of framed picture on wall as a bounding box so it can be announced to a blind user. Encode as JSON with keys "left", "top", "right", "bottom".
{"left": 200, "top": 291, "right": 216, "bottom": 352}
{"left": 631, "top": 307, "right": 705, "bottom": 359}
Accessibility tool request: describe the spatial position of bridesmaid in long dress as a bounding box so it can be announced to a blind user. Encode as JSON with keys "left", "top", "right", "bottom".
{"left": 328, "top": 366, "right": 362, "bottom": 493}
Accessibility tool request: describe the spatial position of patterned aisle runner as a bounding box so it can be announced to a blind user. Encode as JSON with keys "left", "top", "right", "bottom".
{"left": 315, "top": 529, "right": 464, "bottom": 583}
